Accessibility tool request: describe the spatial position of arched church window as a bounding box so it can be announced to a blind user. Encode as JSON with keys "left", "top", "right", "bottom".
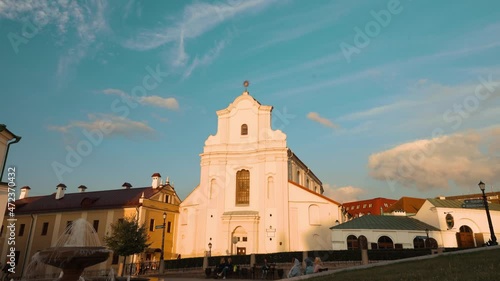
{"left": 241, "top": 124, "right": 248, "bottom": 135}
{"left": 308, "top": 204, "right": 320, "bottom": 225}
{"left": 267, "top": 176, "right": 273, "bottom": 200}
{"left": 236, "top": 170, "right": 250, "bottom": 205}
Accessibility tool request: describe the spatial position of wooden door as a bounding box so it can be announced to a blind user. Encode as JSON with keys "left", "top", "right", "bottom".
{"left": 237, "top": 247, "right": 246, "bottom": 255}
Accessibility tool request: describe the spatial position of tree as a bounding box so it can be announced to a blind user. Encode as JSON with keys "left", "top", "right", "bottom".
{"left": 104, "top": 217, "right": 151, "bottom": 276}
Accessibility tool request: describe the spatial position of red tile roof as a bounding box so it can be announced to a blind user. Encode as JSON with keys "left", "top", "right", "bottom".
{"left": 10, "top": 187, "right": 160, "bottom": 215}
{"left": 385, "top": 197, "right": 426, "bottom": 214}
{"left": 342, "top": 197, "right": 397, "bottom": 216}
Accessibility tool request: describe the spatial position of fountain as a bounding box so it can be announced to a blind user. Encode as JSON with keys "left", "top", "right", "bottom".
{"left": 25, "top": 218, "right": 112, "bottom": 281}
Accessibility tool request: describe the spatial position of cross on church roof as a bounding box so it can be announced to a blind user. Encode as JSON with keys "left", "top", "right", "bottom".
{"left": 243, "top": 80, "right": 249, "bottom": 93}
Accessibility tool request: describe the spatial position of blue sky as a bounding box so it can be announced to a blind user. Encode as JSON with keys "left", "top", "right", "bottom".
{"left": 1, "top": 0, "right": 499, "bottom": 203}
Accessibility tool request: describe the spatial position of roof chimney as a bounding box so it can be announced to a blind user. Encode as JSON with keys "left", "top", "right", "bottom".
{"left": 78, "top": 185, "right": 87, "bottom": 193}
{"left": 152, "top": 173, "right": 161, "bottom": 189}
{"left": 122, "top": 182, "right": 132, "bottom": 189}
{"left": 56, "top": 183, "right": 67, "bottom": 200}
{"left": 19, "top": 186, "right": 31, "bottom": 199}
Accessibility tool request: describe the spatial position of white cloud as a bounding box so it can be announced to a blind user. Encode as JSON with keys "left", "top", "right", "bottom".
{"left": 48, "top": 114, "right": 156, "bottom": 140}
{"left": 368, "top": 126, "right": 500, "bottom": 192}
{"left": 322, "top": 184, "right": 367, "bottom": 203}
{"left": 307, "top": 112, "right": 338, "bottom": 129}
{"left": 140, "top": 96, "right": 179, "bottom": 110}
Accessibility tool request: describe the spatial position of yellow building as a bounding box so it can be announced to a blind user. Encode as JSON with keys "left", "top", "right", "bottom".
{"left": 0, "top": 173, "right": 180, "bottom": 279}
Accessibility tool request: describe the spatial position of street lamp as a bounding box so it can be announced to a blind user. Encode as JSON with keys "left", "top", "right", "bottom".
{"left": 159, "top": 212, "right": 167, "bottom": 273}
{"left": 425, "top": 228, "right": 430, "bottom": 248}
{"left": 479, "top": 181, "right": 497, "bottom": 245}
{"left": 208, "top": 242, "right": 212, "bottom": 257}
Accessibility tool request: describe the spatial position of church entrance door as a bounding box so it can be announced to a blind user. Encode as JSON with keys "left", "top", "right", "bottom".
{"left": 236, "top": 247, "right": 246, "bottom": 255}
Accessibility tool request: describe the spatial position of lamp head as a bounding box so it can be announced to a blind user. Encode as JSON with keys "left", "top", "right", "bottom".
{"left": 478, "top": 181, "right": 486, "bottom": 191}
{"left": 163, "top": 212, "right": 167, "bottom": 219}
{"left": 208, "top": 242, "right": 212, "bottom": 249}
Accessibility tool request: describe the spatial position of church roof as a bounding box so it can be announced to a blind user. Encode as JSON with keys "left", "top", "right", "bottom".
{"left": 289, "top": 180, "right": 340, "bottom": 205}
{"left": 330, "top": 215, "right": 439, "bottom": 231}
{"left": 10, "top": 187, "right": 162, "bottom": 215}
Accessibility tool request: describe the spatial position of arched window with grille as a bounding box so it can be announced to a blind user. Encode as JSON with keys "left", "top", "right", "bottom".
{"left": 413, "top": 237, "right": 425, "bottom": 249}
{"left": 241, "top": 124, "right": 248, "bottom": 135}
{"left": 347, "top": 235, "right": 358, "bottom": 250}
{"left": 236, "top": 170, "right": 250, "bottom": 205}
{"left": 377, "top": 236, "right": 394, "bottom": 249}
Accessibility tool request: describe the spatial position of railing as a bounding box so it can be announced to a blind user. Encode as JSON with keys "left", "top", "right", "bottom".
{"left": 123, "top": 261, "right": 160, "bottom": 276}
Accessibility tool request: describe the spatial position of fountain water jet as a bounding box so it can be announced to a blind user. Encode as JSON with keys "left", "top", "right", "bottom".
{"left": 28, "top": 218, "right": 112, "bottom": 281}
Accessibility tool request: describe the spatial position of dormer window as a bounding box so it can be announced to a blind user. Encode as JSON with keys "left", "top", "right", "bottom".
{"left": 241, "top": 124, "right": 248, "bottom": 135}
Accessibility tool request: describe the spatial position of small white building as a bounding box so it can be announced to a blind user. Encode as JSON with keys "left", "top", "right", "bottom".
{"left": 330, "top": 214, "right": 439, "bottom": 250}
{"left": 176, "top": 89, "right": 341, "bottom": 257}
{"left": 414, "top": 198, "right": 500, "bottom": 248}
{"left": 330, "top": 198, "right": 500, "bottom": 250}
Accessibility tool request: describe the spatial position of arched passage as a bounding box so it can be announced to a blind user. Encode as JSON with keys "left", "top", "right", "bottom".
{"left": 232, "top": 226, "right": 248, "bottom": 255}
{"left": 457, "top": 225, "right": 475, "bottom": 248}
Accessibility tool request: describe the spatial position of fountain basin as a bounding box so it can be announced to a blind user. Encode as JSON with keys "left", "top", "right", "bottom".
{"left": 37, "top": 246, "right": 111, "bottom": 281}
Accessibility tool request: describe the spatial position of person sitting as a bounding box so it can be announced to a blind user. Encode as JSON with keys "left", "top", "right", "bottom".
{"left": 304, "top": 257, "right": 314, "bottom": 275}
{"left": 216, "top": 258, "right": 227, "bottom": 279}
{"left": 217, "top": 257, "right": 232, "bottom": 279}
{"left": 287, "top": 258, "right": 301, "bottom": 278}
{"left": 313, "top": 257, "right": 324, "bottom": 273}
{"left": 261, "top": 258, "right": 270, "bottom": 279}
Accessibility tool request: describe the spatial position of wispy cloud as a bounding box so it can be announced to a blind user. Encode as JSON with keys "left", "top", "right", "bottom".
{"left": 0, "top": 0, "right": 108, "bottom": 84}
{"left": 307, "top": 112, "right": 338, "bottom": 129}
{"left": 273, "top": 67, "right": 382, "bottom": 98}
{"left": 123, "top": 0, "right": 276, "bottom": 76}
{"left": 48, "top": 114, "right": 156, "bottom": 140}
{"left": 102, "top": 88, "right": 179, "bottom": 110}
{"left": 338, "top": 100, "right": 421, "bottom": 121}
{"left": 183, "top": 38, "right": 227, "bottom": 79}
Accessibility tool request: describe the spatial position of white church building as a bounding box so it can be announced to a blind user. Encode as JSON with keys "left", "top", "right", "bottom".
{"left": 175, "top": 87, "right": 341, "bottom": 257}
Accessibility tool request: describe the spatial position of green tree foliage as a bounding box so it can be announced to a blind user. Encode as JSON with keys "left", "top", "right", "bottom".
{"left": 104, "top": 217, "right": 151, "bottom": 275}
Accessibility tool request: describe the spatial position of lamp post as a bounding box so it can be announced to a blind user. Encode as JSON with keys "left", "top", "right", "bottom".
{"left": 208, "top": 242, "right": 212, "bottom": 257}
{"left": 479, "top": 181, "right": 498, "bottom": 245}
{"left": 159, "top": 212, "right": 167, "bottom": 273}
{"left": 425, "top": 228, "right": 430, "bottom": 248}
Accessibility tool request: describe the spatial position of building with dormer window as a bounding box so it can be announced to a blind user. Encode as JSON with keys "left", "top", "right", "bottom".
{"left": 0, "top": 173, "right": 180, "bottom": 278}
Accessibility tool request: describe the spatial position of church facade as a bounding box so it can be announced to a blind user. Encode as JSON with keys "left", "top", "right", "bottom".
{"left": 175, "top": 89, "right": 341, "bottom": 257}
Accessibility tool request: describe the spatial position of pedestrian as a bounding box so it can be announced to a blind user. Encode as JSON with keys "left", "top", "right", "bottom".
{"left": 287, "top": 258, "right": 301, "bottom": 278}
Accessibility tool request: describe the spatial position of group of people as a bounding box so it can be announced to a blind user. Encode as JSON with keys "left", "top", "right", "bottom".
{"left": 287, "top": 257, "right": 324, "bottom": 278}
{"left": 214, "top": 256, "right": 325, "bottom": 279}
{"left": 216, "top": 257, "right": 234, "bottom": 279}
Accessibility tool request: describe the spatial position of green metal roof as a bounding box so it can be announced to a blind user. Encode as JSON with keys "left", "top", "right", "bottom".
{"left": 330, "top": 215, "right": 439, "bottom": 231}
{"left": 427, "top": 198, "right": 500, "bottom": 211}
